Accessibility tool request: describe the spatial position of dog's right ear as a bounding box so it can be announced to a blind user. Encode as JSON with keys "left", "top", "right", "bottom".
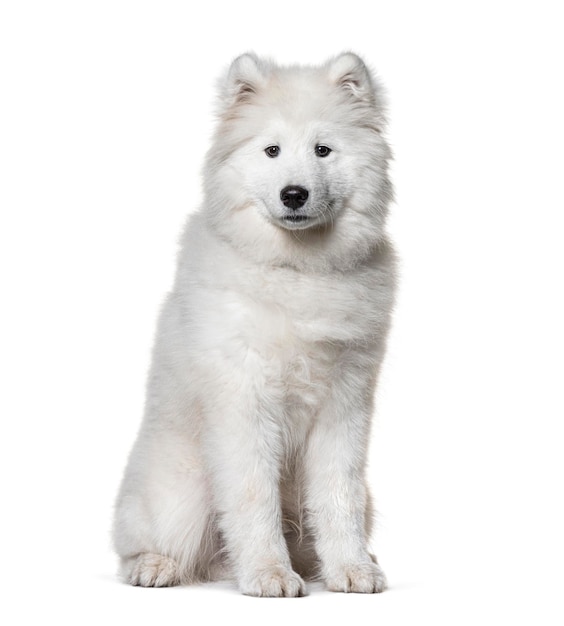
{"left": 219, "top": 53, "right": 268, "bottom": 111}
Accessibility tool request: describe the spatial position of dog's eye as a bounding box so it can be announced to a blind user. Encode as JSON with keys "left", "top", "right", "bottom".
{"left": 265, "top": 145, "right": 280, "bottom": 158}
{"left": 315, "top": 145, "right": 332, "bottom": 157}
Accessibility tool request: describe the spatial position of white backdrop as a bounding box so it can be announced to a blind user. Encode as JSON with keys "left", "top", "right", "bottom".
{"left": 1, "top": 1, "right": 563, "bottom": 624}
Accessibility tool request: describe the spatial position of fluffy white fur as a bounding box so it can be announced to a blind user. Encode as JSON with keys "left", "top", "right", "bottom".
{"left": 113, "top": 52, "right": 396, "bottom": 597}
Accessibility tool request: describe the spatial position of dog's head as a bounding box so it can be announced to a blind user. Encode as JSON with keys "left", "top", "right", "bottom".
{"left": 203, "top": 53, "right": 392, "bottom": 270}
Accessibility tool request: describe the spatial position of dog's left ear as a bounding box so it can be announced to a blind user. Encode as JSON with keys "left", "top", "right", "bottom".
{"left": 327, "top": 52, "right": 376, "bottom": 103}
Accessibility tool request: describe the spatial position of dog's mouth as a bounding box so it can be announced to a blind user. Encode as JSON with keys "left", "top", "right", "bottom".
{"left": 283, "top": 215, "right": 309, "bottom": 223}
{"left": 279, "top": 214, "right": 316, "bottom": 231}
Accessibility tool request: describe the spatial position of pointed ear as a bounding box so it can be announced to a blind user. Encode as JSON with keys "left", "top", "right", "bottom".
{"left": 327, "top": 52, "right": 376, "bottom": 102}
{"left": 220, "top": 53, "right": 268, "bottom": 109}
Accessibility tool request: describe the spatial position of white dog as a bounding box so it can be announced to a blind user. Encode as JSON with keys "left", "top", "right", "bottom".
{"left": 113, "top": 52, "right": 396, "bottom": 597}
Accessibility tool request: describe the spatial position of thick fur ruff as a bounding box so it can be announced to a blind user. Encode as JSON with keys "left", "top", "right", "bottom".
{"left": 113, "top": 52, "right": 396, "bottom": 597}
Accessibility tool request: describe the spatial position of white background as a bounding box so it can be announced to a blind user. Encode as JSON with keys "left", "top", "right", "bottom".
{"left": 1, "top": 1, "right": 563, "bottom": 624}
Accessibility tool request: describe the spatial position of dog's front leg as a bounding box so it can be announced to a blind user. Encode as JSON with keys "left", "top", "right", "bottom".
{"left": 304, "top": 370, "right": 387, "bottom": 593}
{"left": 202, "top": 370, "right": 306, "bottom": 597}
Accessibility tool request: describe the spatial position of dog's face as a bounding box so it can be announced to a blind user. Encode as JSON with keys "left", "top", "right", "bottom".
{"left": 204, "top": 53, "right": 392, "bottom": 269}
{"left": 238, "top": 116, "right": 345, "bottom": 232}
{"left": 225, "top": 81, "right": 363, "bottom": 232}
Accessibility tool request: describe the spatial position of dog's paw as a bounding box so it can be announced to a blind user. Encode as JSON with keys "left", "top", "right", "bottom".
{"left": 240, "top": 566, "right": 307, "bottom": 597}
{"left": 325, "top": 561, "right": 387, "bottom": 593}
{"left": 125, "top": 553, "right": 180, "bottom": 587}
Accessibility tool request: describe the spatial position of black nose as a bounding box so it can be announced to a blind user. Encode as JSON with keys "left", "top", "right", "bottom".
{"left": 280, "top": 185, "right": 309, "bottom": 210}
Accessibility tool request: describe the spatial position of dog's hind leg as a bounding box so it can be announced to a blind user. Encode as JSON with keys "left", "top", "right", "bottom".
{"left": 113, "top": 422, "right": 217, "bottom": 586}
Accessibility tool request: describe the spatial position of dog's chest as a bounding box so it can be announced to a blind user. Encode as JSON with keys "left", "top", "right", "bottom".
{"left": 237, "top": 268, "right": 375, "bottom": 411}
{"left": 250, "top": 265, "right": 378, "bottom": 345}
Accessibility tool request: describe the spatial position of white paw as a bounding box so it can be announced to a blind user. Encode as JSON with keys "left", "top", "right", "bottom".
{"left": 125, "top": 553, "right": 180, "bottom": 587}
{"left": 240, "top": 566, "right": 307, "bottom": 597}
{"left": 326, "top": 561, "right": 387, "bottom": 593}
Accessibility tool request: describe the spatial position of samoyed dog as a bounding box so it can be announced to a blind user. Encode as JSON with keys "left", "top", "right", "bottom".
{"left": 113, "top": 52, "right": 396, "bottom": 597}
